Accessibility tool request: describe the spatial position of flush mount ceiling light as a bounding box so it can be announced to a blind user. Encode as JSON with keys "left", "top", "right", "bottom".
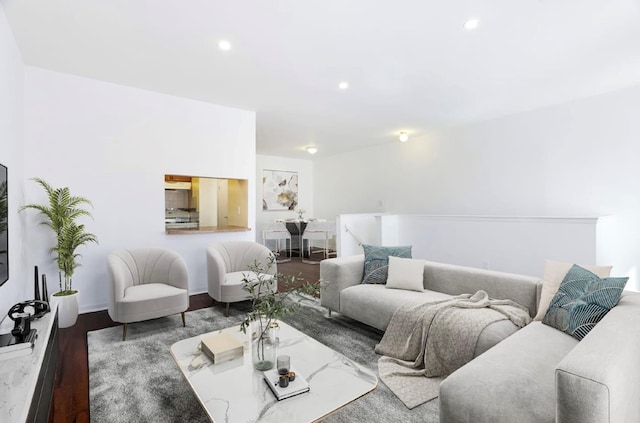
{"left": 464, "top": 18, "right": 479, "bottom": 30}
{"left": 306, "top": 147, "right": 318, "bottom": 155}
{"left": 218, "top": 40, "right": 232, "bottom": 51}
{"left": 399, "top": 132, "right": 409, "bottom": 142}
{"left": 338, "top": 81, "right": 349, "bottom": 90}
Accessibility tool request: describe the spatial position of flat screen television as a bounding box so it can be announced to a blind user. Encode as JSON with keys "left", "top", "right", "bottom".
{"left": 0, "top": 163, "right": 7, "bottom": 286}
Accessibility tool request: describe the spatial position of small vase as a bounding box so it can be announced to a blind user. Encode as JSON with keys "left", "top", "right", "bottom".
{"left": 251, "top": 317, "right": 276, "bottom": 370}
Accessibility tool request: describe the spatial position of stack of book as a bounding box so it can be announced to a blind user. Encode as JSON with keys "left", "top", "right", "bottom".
{"left": 200, "top": 332, "right": 243, "bottom": 364}
{"left": 263, "top": 368, "right": 310, "bottom": 400}
{"left": 0, "top": 330, "right": 37, "bottom": 361}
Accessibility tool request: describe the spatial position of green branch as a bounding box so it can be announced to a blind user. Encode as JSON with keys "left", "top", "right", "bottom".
{"left": 239, "top": 255, "right": 321, "bottom": 335}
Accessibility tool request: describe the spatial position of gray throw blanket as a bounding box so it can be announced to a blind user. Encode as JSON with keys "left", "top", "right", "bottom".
{"left": 375, "top": 290, "right": 531, "bottom": 409}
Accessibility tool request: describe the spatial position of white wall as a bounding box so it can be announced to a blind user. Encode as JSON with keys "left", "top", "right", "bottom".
{"left": 255, "top": 155, "right": 313, "bottom": 242}
{"left": 315, "top": 85, "right": 640, "bottom": 289}
{"left": 23, "top": 67, "right": 257, "bottom": 313}
{"left": 0, "top": 5, "right": 28, "bottom": 319}
{"left": 397, "top": 215, "right": 598, "bottom": 277}
{"left": 336, "top": 214, "right": 598, "bottom": 278}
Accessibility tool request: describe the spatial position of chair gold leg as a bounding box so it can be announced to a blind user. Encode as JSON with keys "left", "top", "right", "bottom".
{"left": 181, "top": 312, "right": 186, "bottom": 327}
{"left": 225, "top": 303, "right": 230, "bottom": 317}
{"left": 122, "top": 323, "right": 127, "bottom": 341}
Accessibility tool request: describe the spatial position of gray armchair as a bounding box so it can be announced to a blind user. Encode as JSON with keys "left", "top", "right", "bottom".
{"left": 206, "top": 241, "right": 277, "bottom": 316}
{"left": 107, "top": 248, "right": 189, "bottom": 340}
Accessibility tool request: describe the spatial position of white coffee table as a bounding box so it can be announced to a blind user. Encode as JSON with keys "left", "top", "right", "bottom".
{"left": 170, "top": 321, "right": 377, "bottom": 423}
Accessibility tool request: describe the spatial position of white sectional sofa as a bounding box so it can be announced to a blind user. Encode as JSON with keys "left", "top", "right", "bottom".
{"left": 320, "top": 254, "right": 540, "bottom": 356}
{"left": 319, "top": 255, "right": 640, "bottom": 423}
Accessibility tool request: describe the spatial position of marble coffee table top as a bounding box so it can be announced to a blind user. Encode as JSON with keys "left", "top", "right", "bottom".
{"left": 170, "top": 321, "right": 377, "bottom": 423}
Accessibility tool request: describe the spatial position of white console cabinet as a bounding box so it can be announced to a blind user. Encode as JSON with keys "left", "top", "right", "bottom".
{"left": 0, "top": 303, "right": 59, "bottom": 423}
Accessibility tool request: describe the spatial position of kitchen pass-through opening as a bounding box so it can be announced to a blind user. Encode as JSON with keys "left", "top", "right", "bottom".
{"left": 164, "top": 174, "right": 249, "bottom": 233}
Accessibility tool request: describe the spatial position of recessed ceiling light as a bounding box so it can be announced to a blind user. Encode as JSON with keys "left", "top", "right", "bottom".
{"left": 399, "top": 132, "right": 409, "bottom": 142}
{"left": 306, "top": 147, "right": 318, "bottom": 155}
{"left": 338, "top": 81, "right": 349, "bottom": 90}
{"left": 464, "top": 19, "right": 479, "bottom": 30}
{"left": 218, "top": 40, "right": 232, "bottom": 51}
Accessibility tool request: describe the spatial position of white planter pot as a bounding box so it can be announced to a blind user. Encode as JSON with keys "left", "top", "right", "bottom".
{"left": 53, "top": 291, "right": 79, "bottom": 328}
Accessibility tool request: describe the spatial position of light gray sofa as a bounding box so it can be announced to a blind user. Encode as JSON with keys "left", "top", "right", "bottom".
{"left": 320, "top": 255, "right": 640, "bottom": 422}
{"left": 439, "top": 291, "right": 640, "bottom": 423}
{"left": 320, "top": 254, "right": 540, "bottom": 356}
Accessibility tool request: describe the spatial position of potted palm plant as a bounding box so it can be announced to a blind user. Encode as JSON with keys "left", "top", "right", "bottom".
{"left": 240, "top": 256, "right": 320, "bottom": 370}
{"left": 20, "top": 178, "right": 98, "bottom": 328}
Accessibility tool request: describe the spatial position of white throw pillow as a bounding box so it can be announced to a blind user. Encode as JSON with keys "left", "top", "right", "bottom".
{"left": 533, "top": 259, "right": 612, "bottom": 321}
{"left": 385, "top": 256, "right": 425, "bottom": 292}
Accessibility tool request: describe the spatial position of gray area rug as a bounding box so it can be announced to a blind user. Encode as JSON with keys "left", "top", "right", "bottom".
{"left": 88, "top": 299, "right": 439, "bottom": 422}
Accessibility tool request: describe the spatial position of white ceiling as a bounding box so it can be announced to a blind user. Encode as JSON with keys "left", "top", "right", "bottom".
{"left": 4, "top": 0, "right": 640, "bottom": 159}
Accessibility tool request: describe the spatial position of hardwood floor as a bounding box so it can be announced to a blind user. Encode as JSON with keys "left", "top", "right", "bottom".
{"left": 48, "top": 257, "right": 322, "bottom": 423}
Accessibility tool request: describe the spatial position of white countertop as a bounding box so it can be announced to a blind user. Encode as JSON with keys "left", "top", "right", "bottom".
{"left": 0, "top": 303, "right": 58, "bottom": 423}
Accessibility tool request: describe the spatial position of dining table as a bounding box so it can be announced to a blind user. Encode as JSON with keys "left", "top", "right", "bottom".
{"left": 282, "top": 219, "right": 308, "bottom": 257}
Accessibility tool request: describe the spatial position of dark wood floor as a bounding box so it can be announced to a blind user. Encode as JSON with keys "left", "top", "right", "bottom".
{"left": 48, "top": 257, "right": 322, "bottom": 423}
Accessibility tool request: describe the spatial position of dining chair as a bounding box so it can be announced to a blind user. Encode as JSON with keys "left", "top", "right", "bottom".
{"left": 262, "top": 221, "right": 292, "bottom": 263}
{"left": 301, "top": 220, "right": 337, "bottom": 264}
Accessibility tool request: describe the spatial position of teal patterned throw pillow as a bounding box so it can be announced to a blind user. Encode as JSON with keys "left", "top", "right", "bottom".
{"left": 361, "top": 245, "right": 412, "bottom": 284}
{"left": 542, "top": 264, "right": 628, "bottom": 340}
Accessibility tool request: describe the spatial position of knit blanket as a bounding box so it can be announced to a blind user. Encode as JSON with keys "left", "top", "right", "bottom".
{"left": 375, "top": 290, "right": 531, "bottom": 409}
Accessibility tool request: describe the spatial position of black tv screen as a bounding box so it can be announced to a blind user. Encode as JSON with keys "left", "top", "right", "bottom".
{"left": 0, "top": 163, "right": 7, "bottom": 286}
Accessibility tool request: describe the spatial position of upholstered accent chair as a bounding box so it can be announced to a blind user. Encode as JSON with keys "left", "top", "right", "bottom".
{"left": 107, "top": 248, "right": 189, "bottom": 340}
{"left": 206, "top": 241, "right": 277, "bottom": 316}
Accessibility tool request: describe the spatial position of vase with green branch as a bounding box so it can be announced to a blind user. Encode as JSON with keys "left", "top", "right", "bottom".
{"left": 20, "top": 178, "right": 98, "bottom": 296}
{"left": 240, "top": 255, "right": 320, "bottom": 370}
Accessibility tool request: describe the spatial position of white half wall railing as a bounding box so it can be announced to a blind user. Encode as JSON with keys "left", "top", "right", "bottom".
{"left": 336, "top": 213, "right": 388, "bottom": 257}
{"left": 344, "top": 225, "right": 364, "bottom": 246}
{"left": 336, "top": 213, "right": 605, "bottom": 280}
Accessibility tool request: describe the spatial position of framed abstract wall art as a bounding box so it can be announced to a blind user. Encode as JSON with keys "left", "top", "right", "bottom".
{"left": 262, "top": 170, "right": 298, "bottom": 211}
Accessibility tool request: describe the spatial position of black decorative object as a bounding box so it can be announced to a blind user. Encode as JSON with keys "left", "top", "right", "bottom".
{"left": 0, "top": 162, "right": 7, "bottom": 287}
{"left": 278, "top": 374, "right": 289, "bottom": 388}
{"left": 41, "top": 274, "right": 49, "bottom": 304}
{"left": 34, "top": 266, "right": 40, "bottom": 301}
